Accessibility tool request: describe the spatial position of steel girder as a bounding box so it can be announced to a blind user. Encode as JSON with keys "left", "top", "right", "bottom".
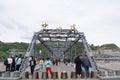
{"left": 19, "top": 28, "right": 99, "bottom": 77}
{"left": 37, "top": 29, "right": 82, "bottom": 57}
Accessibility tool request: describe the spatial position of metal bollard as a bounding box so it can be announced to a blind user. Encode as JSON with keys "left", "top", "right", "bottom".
{"left": 99, "top": 71, "right": 106, "bottom": 77}
{"left": 4, "top": 71, "right": 10, "bottom": 77}
{"left": 41, "top": 72, "right": 48, "bottom": 79}
{"left": 51, "top": 72, "right": 58, "bottom": 79}
{"left": 108, "top": 71, "right": 114, "bottom": 76}
{"left": 34, "top": 71, "right": 39, "bottom": 79}
{"left": 25, "top": 71, "right": 29, "bottom": 79}
{"left": 81, "top": 71, "right": 86, "bottom": 79}
{"left": 116, "top": 70, "right": 120, "bottom": 76}
{"left": 13, "top": 71, "right": 20, "bottom": 77}
{"left": 0, "top": 71, "right": 3, "bottom": 77}
{"left": 71, "top": 72, "right": 77, "bottom": 79}
{"left": 91, "top": 71, "right": 96, "bottom": 78}
{"left": 61, "top": 72, "right": 68, "bottom": 79}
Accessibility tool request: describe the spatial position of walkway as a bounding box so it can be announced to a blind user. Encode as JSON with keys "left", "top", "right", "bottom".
{"left": 1, "top": 62, "right": 120, "bottom": 80}
{"left": 22, "top": 62, "right": 98, "bottom": 80}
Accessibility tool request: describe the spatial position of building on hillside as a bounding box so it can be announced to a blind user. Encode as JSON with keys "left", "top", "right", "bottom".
{"left": 7, "top": 49, "right": 25, "bottom": 55}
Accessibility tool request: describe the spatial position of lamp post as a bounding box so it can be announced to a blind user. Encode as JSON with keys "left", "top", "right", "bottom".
{"left": 39, "top": 50, "right": 42, "bottom": 54}
{"left": 39, "top": 50, "right": 42, "bottom": 58}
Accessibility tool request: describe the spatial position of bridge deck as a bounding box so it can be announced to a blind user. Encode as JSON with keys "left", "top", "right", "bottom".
{"left": 1, "top": 62, "right": 120, "bottom": 80}
{"left": 21, "top": 63, "right": 98, "bottom": 80}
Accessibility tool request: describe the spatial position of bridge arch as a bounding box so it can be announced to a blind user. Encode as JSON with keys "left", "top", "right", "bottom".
{"left": 19, "top": 23, "right": 99, "bottom": 77}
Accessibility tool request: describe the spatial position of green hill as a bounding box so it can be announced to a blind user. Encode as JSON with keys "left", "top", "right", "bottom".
{"left": 0, "top": 41, "right": 119, "bottom": 59}
{"left": 100, "top": 43, "right": 119, "bottom": 50}
{"left": 0, "top": 42, "right": 29, "bottom": 59}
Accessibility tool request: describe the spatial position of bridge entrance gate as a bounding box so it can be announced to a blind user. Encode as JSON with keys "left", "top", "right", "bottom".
{"left": 19, "top": 23, "right": 99, "bottom": 77}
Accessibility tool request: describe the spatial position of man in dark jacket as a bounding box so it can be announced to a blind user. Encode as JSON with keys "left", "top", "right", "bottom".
{"left": 29, "top": 56, "right": 36, "bottom": 77}
{"left": 74, "top": 55, "right": 83, "bottom": 77}
{"left": 82, "top": 54, "right": 91, "bottom": 78}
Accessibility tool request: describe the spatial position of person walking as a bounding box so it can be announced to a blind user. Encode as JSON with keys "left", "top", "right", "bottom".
{"left": 82, "top": 54, "right": 91, "bottom": 78}
{"left": 44, "top": 57, "right": 52, "bottom": 77}
{"left": 39, "top": 58, "right": 44, "bottom": 71}
{"left": 11, "top": 55, "right": 15, "bottom": 72}
{"left": 6, "top": 55, "right": 13, "bottom": 71}
{"left": 29, "top": 56, "right": 36, "bottom": 77}
{"left": 15, "top": 55, "right": 22, "bottom": 71}
{"left": 74, "top": 55, "right": 83, "bottom": 77}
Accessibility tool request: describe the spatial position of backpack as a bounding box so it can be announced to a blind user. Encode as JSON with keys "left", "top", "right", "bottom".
{"left": 4, "top": 59, "right": 8, "bottom": 65}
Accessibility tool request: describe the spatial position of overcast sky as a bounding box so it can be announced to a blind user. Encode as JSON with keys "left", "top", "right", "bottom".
{"left": 0, "top": 0, "right": 120, "bottom": 47}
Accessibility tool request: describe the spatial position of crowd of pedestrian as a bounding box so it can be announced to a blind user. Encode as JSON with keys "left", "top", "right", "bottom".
{"left": 3, "top": 52, "right": 91, "bottom": 78}
{"left": 29, "top": 57, "right": 53, "bottom": 77}
{"left": 4, "top": 54, "right": 22, "bottom": 72}
{"left": 36, "top": 54, "right": 91, "bottom": 78}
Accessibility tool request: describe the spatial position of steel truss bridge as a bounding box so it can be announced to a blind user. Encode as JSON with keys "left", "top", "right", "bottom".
{"left": 19, "top": 24, "right": 99, "bottom": 77}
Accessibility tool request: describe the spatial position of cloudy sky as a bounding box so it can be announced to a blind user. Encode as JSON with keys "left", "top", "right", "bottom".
{"left": 0, "top": 0, "right": 120, "bottom": 47}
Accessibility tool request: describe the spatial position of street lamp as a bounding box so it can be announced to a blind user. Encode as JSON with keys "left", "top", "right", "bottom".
{"left": 39, "top": 50, "right": 42, "bottom": 54}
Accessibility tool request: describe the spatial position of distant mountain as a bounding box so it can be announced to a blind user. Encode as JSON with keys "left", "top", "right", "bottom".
{"left": 100, "top": 43, "right": 120, "bottom": 50}
{"left": 0, "top": 40, "right": 120, "bottom": 59}
{"left": 0, "top": 41, "right": 119, "bottom": 51}
{"left": 0, "top": 41, "right": 29, "bottom": 52}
